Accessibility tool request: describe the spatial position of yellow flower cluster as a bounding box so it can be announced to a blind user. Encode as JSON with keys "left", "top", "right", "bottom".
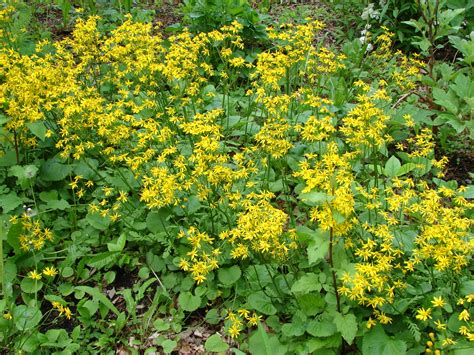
{"left": 51, "top": 301, "right": 72, "bottom": 320}
{"left": 220, "top": 196, "right": 297, "bottom": 259}
{"left": 294, "top": 141, "right": 355, "bottom": 236}
{"left": 178, "top": 227, "right": 220, "bottom": 284}
{"left": 9, "top": 214, "right": 54, "bottom": 252}
{"left": 226, "top": 309, "right": 262, "bottom": 338}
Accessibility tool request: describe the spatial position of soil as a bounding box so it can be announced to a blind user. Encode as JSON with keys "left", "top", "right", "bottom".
{"left": 444, "top": 149, "right": 474, "bottom": 185}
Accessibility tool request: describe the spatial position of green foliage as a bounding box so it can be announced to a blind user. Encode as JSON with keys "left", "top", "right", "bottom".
{"left": 0, "top": 2, "right": 472, "bottom": 354}
{"left": 181, "top": 0, "right": 267, "bottom": 41}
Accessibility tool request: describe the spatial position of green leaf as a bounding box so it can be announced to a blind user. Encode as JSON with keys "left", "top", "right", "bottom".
{"left": 333, "top": 312, "right": 358, "bottom": 345}
{"left": 186, "top": 195, "right": 202, "bottom": 214}
{"left": 306, "top": 320, "right": 337, "bottom": 337}
{"left": 382, "top": 340, "right": 407, "bottom": 355}
{"left": 178, "top": 291, "right": 201, "bottom": 312}
{"left": 161, "top": 339, "right": 177, "bottom": 354}
{"left": 0, "top": 192, "right": 23, "bottom": 214}
{"left": 291, "top": 273, "right": 320, "bottom": 294}
{"left": 297, "top": 294, "right": 325, "bottom": 316}
{"left": 86, "top": 251, "right": 119, "bottom": 269}
{"left": 218, "top": 265, "right": 241, "bottom": 286}
{"left": 85, "top": 212, "right": 110, "bottom": 231}
{"left": 61, "top": 267, "right": 74, "bottom": 278}
{"left": 396, "top": 163, "right": 417, "bottom": 177}
{"left": 7, "top": 222, "right": 23, "bottom": 253}
{"left": 154, "top": 318, "right": 171, "bottom": 331}
{"left": 249, "top": 323, "right": 286, "bottom": 355}
{"left": 46, "top": 199, "right": 70, "bottom": 210}
{"left": 107, "top": 233, "right": 126, "bottom": 252}
{"left": 282, "top": 322, "right": 306, "bottom": 337}
{"left": 298, "top": 191, "right": 334, "bottom": 206}
{"left": 9, "top": 165, "right": 38, "bottom": 181}
{"left": 460, "top": 280, "right": 474, "bottom": 295}
{"left": 39, "top": 190, "right": 58, "bottom": 202}
{"left": 433, "top": 87, "right": 459, "bottom": 114}
{"left": 205, "top": 334, "right": 229, "bottom": 352}
{"left": 26, "top": 121, "right": 47, "bottom": 141}
{"left": 362, "top": 325, "right": 388, "bottom": 354}
{"left": 20, "top": 278, "right": 43, "bottom": 293}
{"left": 305, "top": 333, "right": 341, "bottom": 352}
{"left": 205, "top": 308, "right": 220, "bottom": 325}
{"left": 13, "top": 305, "right": 42, "bottom": 331}
{"left": 384, "top": 156, "right": 401, "bottom": 177}
{"left": 248, "top": 291, "right": 277, "bottom": 315}
{"left": 451, "top": 73, "right": 471, "bottom": 99}
{"left": 307, "top": 229, "right": 330, "bottom": 265}
{"left": 40, "top": 159, "right": 72, "bottom": 182}
{"left": 146, "top": 209, "right": 170, "bottom": 234}
{"left": 75, "top": 286, "right": 120, "bottom": 316}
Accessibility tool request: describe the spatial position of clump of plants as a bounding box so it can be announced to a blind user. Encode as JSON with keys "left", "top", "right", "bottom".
{"left": 0, "top": 2, "right": 473, "bottom": 354}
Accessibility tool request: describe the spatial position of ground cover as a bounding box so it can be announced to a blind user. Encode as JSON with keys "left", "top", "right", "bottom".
{"left": 0, "top": 1, "right": 473, "bottom": 354}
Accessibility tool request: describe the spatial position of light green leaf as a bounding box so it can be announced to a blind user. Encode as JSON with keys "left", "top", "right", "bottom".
{"left": 248, "top": 291, "right": 277, "bottom": 315}
{"left": 39, "top": 190, "right": 58, "bottom": 202}
{"left": 382, "top": 340, "right": 407, "bottom": 355}
{"left": 0, "top": 192, "right": 23, "bottom": 213}
{"left": 384, "top": 156, "right": 401, "bottom": 177}
{"left": 218, "top": 265, "right": 241, "bottom": 286}
{"left": 86, "top": 251, "right": 119, "bottom": 269}
{"left": 396, "top": 163, "right": 417, "bottom": 177}
{"left": 306, "top": 320, "right": 337, "bottom": 337}
{"left": 26, "top": 121, "right": 47, "bottom": 141}
{"left": 40, "top": 159, "right": 72, "bottom": 181}
{"left": 146, "top": 209, "right": 170, "bottom": 234}
{"left": 75, "top": 286, "right": 120, "bottom": 316}
{"left": 362, "top": 325, "right": 388, "bottom": 354}
{"left": 249, "top": 323, "right": 286, "bottom": 355}
{"left": 46, "top": 199, "right": 70, "bottom": 210}
{"left": 178, "top": 291, "right": 201, "bottom": 312}
{"left": 307, "top": 229, "right": 330, "bottom": 265}
{"left": 107, "top": 233, "right": 126, "bottom": 252}
{"left": 154, "top": 318, "right": 171, "bottom": 331}
{"left": 205, "top": 334, "right": 229, "bottom": 352}
{"left": 13, "top": 305, "right": 42, "bottom": 331}
{"left": 85, "top": 212, "right": 110, "bottom": 231}
{"left": 291, "top": 273, "right": 320, "bottom": 294}
{"left": 298, "top": 191, "right": 334, "bottom": 206}
{"left": 161, "top": 339, "right": 177, "bottom": 354}
{"left": 296, "top": 294, "right": 325, "bottom": 316}
{"left": 333, "top": 312, "right": 358, "bottom": 345}
{"left": 20, "top": 278, "right": 43, "bottom": 293}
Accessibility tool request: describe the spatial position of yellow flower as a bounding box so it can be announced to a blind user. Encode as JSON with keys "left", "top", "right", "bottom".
{"left": 63, "top": 307, "right": 72, "bottom": 320}
{"left": 442, "top": 338, "right": 455, "bottom": 347}
{"left": 247, "top": 312, "right": 262, "bottom": 326}
{"left": 458, "top": 309, "right": 470, "bottom": 322}
{"left": 431, "top": 296, "right": 446, "bottom": 308}
{"left": 42, "top": 266, "right": 58, "bottom": 277}
{"left": 3, "top": 312, "right": 12, "bottom": 320}
{"left": 28, "top": 270, "right": 42, "bottom": 280}
{"left": 228, "top": 324, "right": 241, "bottom": 338}
{"left": 434, "top": 319, "right": 446, "bottom": 330}
{"left": 415, "top": 307, "right": 432, "bottom": 321}
{"left": 366, "top": 317, "right": 377, "bottom": 329}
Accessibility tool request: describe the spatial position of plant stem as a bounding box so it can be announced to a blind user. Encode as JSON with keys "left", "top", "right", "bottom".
{"left": 328, "top": 227, "right": 341, "bottom": 313}
{"left": 0, "top": 221, "right": 4, "bottom": 296}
